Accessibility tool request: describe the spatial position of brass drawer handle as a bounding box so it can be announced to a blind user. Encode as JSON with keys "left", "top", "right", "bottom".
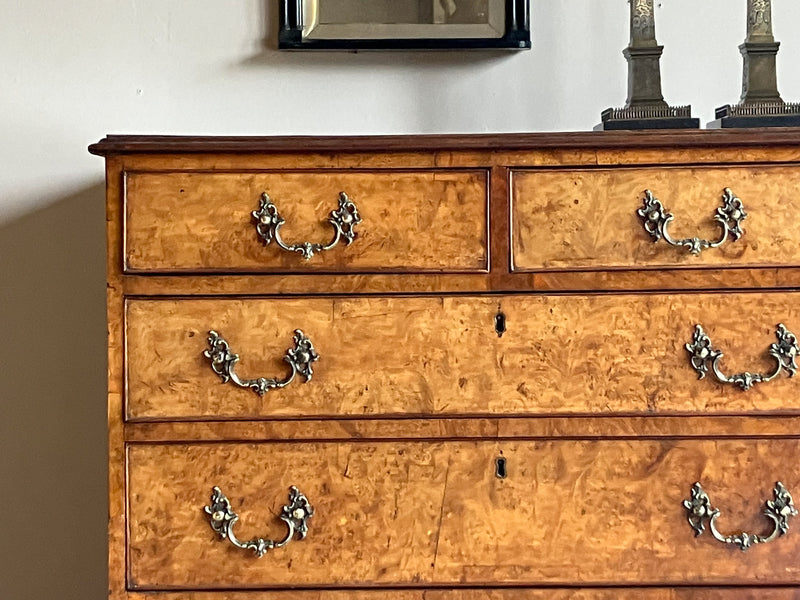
{"left": 638, "top": 188, "right": 746, "bottom": 255}
{"left": 205, "top": 486, "right": 313, "bottom": 558}
{"left": 204, "top": 330, "right": 319, "bottom": 396}
{"left": 252, "top": 191, "right": 362, "bottom": 260}
{"left": 686, "top": 324, "right": 799, "bottom": 391}
{"left": 684, "top": 482, "right": 797, "bottom": 551}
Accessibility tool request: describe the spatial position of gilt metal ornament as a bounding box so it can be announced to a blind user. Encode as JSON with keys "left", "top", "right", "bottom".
{"left": 252, "top": 191, "right": 361, "bottom": 260}
{"left": 637, "top": 188, "right": 746, "bottom": 256}
{"left": 684, "top": 482, "right": 796, "bottom": 551}
{"left": 205, "top": 486, "right": 314, "bottom": 558}
{"left": 204, "top": 329, "right": 318, "bottom": 396}
{"left": 686, "top": 323, "right": 799, "bottom": 391}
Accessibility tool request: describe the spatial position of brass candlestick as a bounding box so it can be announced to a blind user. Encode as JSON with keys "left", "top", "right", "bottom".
{"left": 711, "top": 0, "right": 800, "bottom": 127}
{"left": 598, "top": 0, "right": 699, "bottom": 130}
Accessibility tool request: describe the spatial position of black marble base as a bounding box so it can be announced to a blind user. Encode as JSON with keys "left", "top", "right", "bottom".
{"left": 594, "top": 117, "right": 701, "bottom": 131}
{"left": 708, "top": 104, "right": 800, "bottom": 128}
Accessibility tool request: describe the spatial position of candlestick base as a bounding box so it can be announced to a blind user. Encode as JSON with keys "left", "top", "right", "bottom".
{"left": 708, "top": 102, "right": 800, "bottom": 128}
{"left": 595, "top": 105, "right": 700, "bottom": 131}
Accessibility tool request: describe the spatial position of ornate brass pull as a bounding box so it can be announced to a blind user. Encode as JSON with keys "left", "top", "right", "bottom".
{"left": 204, "top": 330, "right": 319, "bottom": 396}
{"left": 638, "top": 188, "right": 746, "bottom": 255}
{"left": 252, "top": 192, "right": 361, "bottom": 260}
{"left": 205, "top": 486, "right": 313, "bottom": 558}
{"left": 686, "top": 324, "right": 799, "bottom": 391}
{"left": 683, "top": 482, "right": 797, "bottom": 551}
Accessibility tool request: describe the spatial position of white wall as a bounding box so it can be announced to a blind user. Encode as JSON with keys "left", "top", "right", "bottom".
{"left": 3, "top": 0, "right": 800, "bottom": 226}
{"left": 1, "top": 1, "right": 799, "bottom": 598}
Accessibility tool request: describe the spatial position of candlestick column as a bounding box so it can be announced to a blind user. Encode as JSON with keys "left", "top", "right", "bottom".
{"left": 741, "top": 0, "right": 782, "bottom": 103}
{"left": 711, "top": 0, "right": 800, "bottom": 128}
{"left": 598, "top": 0, "right": 698, "bottom": 130}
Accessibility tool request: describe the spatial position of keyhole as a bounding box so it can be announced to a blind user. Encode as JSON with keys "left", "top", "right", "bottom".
{"left": 494, "top": 310, "right": 506, "bottom": 338}
{"left": 495, "top": 457, "right": 507, "bottom": 479}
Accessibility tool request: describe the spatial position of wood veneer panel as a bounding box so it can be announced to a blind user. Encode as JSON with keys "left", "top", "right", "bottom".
{"left": 512, "top": 165, "right": 800, "bottom": 272}
{"left": 124, "top": 170, "right": 488, "bottom": 273}
{"left": 126, "top": 293, "right": 800, "bottom": 421}
{"left": 127, "top": 440, "right": 800, "bottom": 588}
{"left": 121, "top": 273, "right": 492, "bottom": 296}
{"left": 118, "top": 268, "right": 800, "bottom": 296}
{"left": 126, "top": 589, "right": 800, "bottom": 599}
{"left": 124, "top": 416, "right": 800, "bottom": 443}
{"left": 106, "top": 156, "right": 127, "bottom": 600}
{"left": 99, "top": 132, "right": 800, "bottom": 598}
{"left": 103, "top": 147, "right": 800, "bottom": 173}
{"left": 528, "top": 267, "right": 800, "bottom": 291}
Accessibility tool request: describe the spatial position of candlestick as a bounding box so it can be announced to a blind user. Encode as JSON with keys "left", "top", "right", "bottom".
{"left": 598, "top": 0, "right": 699, "bottom": 130}
{"left": 711, "top": 0, "right": 800, "bottom": 128}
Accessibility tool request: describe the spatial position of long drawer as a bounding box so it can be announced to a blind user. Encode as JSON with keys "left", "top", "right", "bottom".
{"left": 126, "top": 293, "right": 800, "bottom": 421}
{"left": 124, "top": 170, "right": 489, "bottom": 273}
{"left": 128, "top": 439, "right": 800, "bottom": 589}
{"left": 511, "top": 165, "right": 800, "bottom": 272}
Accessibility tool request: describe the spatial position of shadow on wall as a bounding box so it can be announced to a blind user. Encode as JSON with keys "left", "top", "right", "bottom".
{"left": 0, "top": 184, "right": 107, "bottom": 599}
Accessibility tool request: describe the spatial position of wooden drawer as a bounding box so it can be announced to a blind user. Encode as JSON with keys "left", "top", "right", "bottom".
{"left": 128, "top": 439, "right": 800, "bottom": 589}
{"left": 126, "top": 292, "right": 800, "bottom": 421}
{"left": 511, "top": 165, "right": 800, "bottom": 272}
{"left": 124, "top": 170, "right": 489, "bottom": 273}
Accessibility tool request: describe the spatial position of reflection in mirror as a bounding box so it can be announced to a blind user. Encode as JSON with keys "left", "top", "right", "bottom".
{"left": 304, "top": 0, "right": 506, "bottom": 40}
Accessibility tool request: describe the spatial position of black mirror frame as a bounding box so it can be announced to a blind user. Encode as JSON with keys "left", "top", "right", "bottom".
{"left": 279, "top": 0, "right": 530, "bottom": 50}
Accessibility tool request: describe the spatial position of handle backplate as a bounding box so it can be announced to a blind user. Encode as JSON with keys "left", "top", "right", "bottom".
{"left": 638, "top": 188, "right": 746, "bottom": 255}
{"left": 686, "top": 323, "right": 798, "bottom": 390}
{"left": 204, "top": 329, "right": 319, "bottom": 396}
{"left": 252, "top": 192, "right": 361, "bottom": 260}
{"left": 205, "top": 486, "right": 313, "bottom": 558}
{"left": 684, "top": 482, "right": 797, "bottom": 551}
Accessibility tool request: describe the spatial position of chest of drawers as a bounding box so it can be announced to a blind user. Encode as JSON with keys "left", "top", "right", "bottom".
{"left": 91, "top": 130, "right": 800, "bottom": 599}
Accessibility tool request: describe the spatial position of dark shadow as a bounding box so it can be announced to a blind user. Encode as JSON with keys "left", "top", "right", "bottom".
{"left": 0, "top": 183, "right": 107, "bottom": 599}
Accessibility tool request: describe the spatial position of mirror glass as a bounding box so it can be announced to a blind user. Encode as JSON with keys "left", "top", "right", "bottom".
{"left": 303, "top": 0, "right": 506, "bottom": 40}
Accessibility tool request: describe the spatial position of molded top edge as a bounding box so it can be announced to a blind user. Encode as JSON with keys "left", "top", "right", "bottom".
{"left": 88, "top": 129, "right": 800, "bottom": 156}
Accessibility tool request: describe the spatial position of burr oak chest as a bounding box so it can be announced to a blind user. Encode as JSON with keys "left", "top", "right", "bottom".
{"left": 90, "top": 129, "right": 800, "bottom": 599}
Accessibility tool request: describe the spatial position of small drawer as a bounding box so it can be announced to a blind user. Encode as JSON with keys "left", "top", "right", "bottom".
{"left": 125, "top": 292, "right": 800, "bottom": 421}
{"left": 511, "top": 164, "right": 800, "bottom": 272}
{"left": 127, "top": 439, "right": 800, "bottom": 589}
{"left": 124, "top": 170, "right": 489, "bottom": 273}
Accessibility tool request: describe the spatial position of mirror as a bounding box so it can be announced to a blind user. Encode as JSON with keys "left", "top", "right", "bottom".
{"left": 279, "top": 0, "right": 530, "bottom": 50}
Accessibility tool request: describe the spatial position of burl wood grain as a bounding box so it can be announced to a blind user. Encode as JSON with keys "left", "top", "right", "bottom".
{"left": 105, "top": 156, "right": 128, "bottom": 600}
{"left": 126, "top": 589, "right": 800, "bottom": 600}
{"left": 124, "top": 415, "right": 800, "bottom": 443}
{"left": 126, "top": 293, "right": 800, "bottom": 421}
{"left": 117, "top": 268, "right": 800, "bottom": 296}
{"left": 128, "top": 440, "right": 800, "bottom": 588}
{"left": 100, "top": 133, "right": 800, "bottom": 599}
{"left": 512, "top": 165, "right": 800, "bottom": 271}
{"left": 122, "top": 272, "right": 493, "bottom": 296}
{"left": 124, "top": 170, "right": 488, "bottom": 273}
{"left": 529, "top": 267, "right": 800, "bottom": 292}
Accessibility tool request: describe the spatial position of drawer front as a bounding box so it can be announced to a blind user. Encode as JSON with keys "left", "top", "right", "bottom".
{"left": 126, "top": 293, "right": 800, "bottom": 421}
{"left": 128, "top": 439, "right": 800, "bottom": 589}
{"left": 124, "top": 170, "right": 488, "bottom": 273}
{"left": 511, "top": 165, "right": 800, "bottom": 271}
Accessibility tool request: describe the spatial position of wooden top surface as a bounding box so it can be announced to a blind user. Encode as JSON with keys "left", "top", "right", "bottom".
{"left": 88, "top": 128, "right": 800, "bottom": 156}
